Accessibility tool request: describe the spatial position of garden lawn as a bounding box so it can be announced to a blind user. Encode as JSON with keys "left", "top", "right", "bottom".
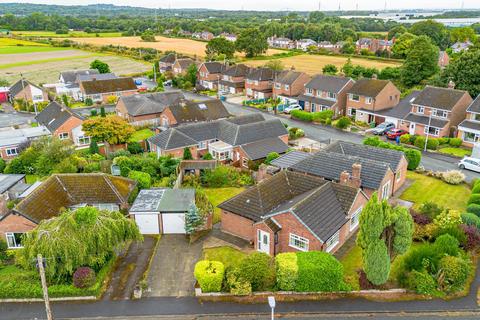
{"left": 129, "top": 129, "right": 155, "bottom": 142}
{"left": 203, "top": 246, "right": 247, "bottom": 269}
{"left": 204, "top": 187, "right": 245, "bottom": 224}
{"left": 339, "top": 245, "right": 362, "bottom": 291}
{"left": 438, "top": 147, "right": 471, "bottom": 158}
{"left": 400, "top": 172, "right": 470, "bottom": 212}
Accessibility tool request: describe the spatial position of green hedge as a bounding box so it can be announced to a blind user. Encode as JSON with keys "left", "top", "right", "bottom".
{"left": 194, "top": 260, "right": 225, "bottom": 293}
{"left": 363, "top": 137, "right": 421, "bottom": 170}
{"left": 275, "top": 253, "right": 298, "bottom": 291}
{"left": 238, "top": 252, "right": 275, "bottom": 291}
{"left": 449, "top": 138, "right": 462, "bottom": 147}
{"left": 290, "top": 110, "right": 313, "bottom": 121}
{"left": 290, "top": 110, "right": 333, "bottom": 123}
{"left": 461, "top": 212, "right": 480, "bottom": 229}
{"left": 295, "top": 251, "right": 348, "bottom": 292}
{"left": 467, "top": 203, "right": 480, "bottom": 217}
{"left": 468, "top": 194, "right": 480, "bottom": 206}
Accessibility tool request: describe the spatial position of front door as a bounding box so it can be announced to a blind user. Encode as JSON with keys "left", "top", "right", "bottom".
{"left": 257, "top": 230, "right": 270, "bottom": 254}
{"left": 409, "top": 123, "right": 416, "bottom": 135}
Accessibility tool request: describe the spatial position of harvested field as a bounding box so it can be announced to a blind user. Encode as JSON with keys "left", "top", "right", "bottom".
{"left": 244, "top": 54, "right": 402, "bottom": 75}
{"left": 0, "top": 37, "right": 67, "bottom": 54}
{"left": 13, "top": 31, "right": 122, "bottom": 38}
{"left": 68, "top": 36, "right": 283, "bottom": 57}
{"left": 0, "top": 50, "right": 150, "bottom": 84}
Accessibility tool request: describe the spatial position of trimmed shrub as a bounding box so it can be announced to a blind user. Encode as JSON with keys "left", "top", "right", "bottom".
{"left": 226, "top": 268, "right": 251, "bottom": 295}
{"left": 288, "top": 127, "right": 305, "bottom": 139}
{"left": 407, "top": 270, "right": 437, "bottom": 295}
{"left": 127, "top": 142, "right": 143, "bottom": 154}
{"left": 335, "top": 116, "right": 351, "bottom": 129}
{"left": 0, "top": 239, "right": 7, "bottom": 262}
{"left": 238, "top": 252, "right": 275, "bottom": 291}
{"left": 438, "top": 137, "right": 450, "bottom": 145}
{"left": 363, "top": 136, "right": 381, "bottom": 146}
{"left": 472, "top": 184, "right": 480, "bottom": 194}
{"left": 414, "top": 136, "right": 426, "bottom": 149}
{"left": 409, "top": 135, "right": 418, "bottom": 144}
{"left": 467, "top": 204, "right": 480, "bottom": 217}
{"left": 419, "top": 202, "right": 443, "bottom": 219}
{"left": 400, "top": 134, "right": 411, "bottom": 144}
{"left": 461, "top": 212, "right": 480, "bottom": 229}
{"left": 449, "top": 138, "right": 463, "bottom": 147}
{"left": 468, "top": 194, "right": 480, "bottom": 206}
{"left": 411, "top": 212, "right": 432, "bottom": 225}
{"left": 290, "top": 110, "right": 314, "bottom": 122}
{"left": 401, "top": 243, "right": 440, "bottom": 276}
{"left": 438, "top": 256, "right": 470, "bottom": 293}
{"left": 426, "top": 138, "right": 439, "bottom": 150}
{"left": 433, "top": 209, "right": 462, "bottom": 230}
{"left": 183, "top": 147, "right": 193, "bottom": 160}
{"left": 72, "top": 267, "right": 96, "bottom": 288}
{"left": 295, "top": 251, "right": 348, "bottom": 292}
{"left": 194, "top": 260, "right": 225, "bottom": 293}
{"left": 434, "top": 234, "right": 460, "bottom": 257}
{"left": 404, "top": 148, "right": 422, "bottom": 170}
{"left": 433, "top": 225, "right": 467, "bottom": 246}
{"left": 128, "top": 170, "right": 152, "bottom": 190}
{"left": 275, "top": 253, "right": 298, "bottom": 291}
{"left": 441, "top": 170, "right": 465, "bottom": 185}
{"left": 265, "top": 152, "right": 280, "bottom": 164}
{"left": 461, "top": 224, "right": 480, "bottom": 250}
{"left": 312, "top": 110, "right": 334, "bottom": 123}
{"left": 202, "top": 152, "right": 213, "bottom": 160}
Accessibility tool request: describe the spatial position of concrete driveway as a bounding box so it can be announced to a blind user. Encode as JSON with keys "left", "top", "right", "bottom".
{"left": 146, "top": 235, "right": 203, "bottom": 297}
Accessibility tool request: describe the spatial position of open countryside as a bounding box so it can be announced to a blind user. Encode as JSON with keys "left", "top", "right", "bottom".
{"left": 0, "top": 37, "right": 69, "bottom": 54}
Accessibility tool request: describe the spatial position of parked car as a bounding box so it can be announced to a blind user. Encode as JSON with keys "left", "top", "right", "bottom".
{"left": 284, "top": 104, "right": 302, "bottom": 114}
{"left": 370, "top": 122, "right": 395, "bottom": 135}
{"left": 386, "top": 128, "right": 408, "bottom": 140}
{"left": 458, "top": 157, "right": 480, "bottom": 173}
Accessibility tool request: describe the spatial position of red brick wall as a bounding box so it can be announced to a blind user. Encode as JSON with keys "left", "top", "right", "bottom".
{"left": 0, "top": 213, "right": 37, "bottom": 243}
{"left": 347, "top": 81, "right": 400, "bottom": 114}
{"left": 393, "top": 157, "right": 408, "bottom": 194}
{"left": 221, "top": 209, "right": 255, "bottom": 241}
{"left": 160, "top": 146, "right": 199, "bottom": 159}
{"left": 54, "top": 116, "right": 83, "bottom": 143}
{"left": 273, "top": 73, "right": 310, "bottom": 98}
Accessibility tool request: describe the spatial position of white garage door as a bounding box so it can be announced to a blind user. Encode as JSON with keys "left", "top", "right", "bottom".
{"left": 162, "top": 213, "right": 186, "bottom": 234}
{"left": 134, "top": 214, "right": 160, "bottom": 234}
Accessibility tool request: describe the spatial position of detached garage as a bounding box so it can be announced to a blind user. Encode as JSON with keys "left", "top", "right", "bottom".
{"left": 129, "top": 188, "right": 195, "bottom": 235}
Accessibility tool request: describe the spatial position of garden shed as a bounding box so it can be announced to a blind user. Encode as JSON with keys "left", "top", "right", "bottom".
{"left": 129, "top": 188, "right": 195, "bottom": 234}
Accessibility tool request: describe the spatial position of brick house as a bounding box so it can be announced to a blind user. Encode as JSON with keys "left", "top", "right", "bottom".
{"left": 272, "top": 140, "right": 408, "bottom": 200}
{"left": 398, "top": 85, "right": 473, "bottom": 138}
{"left": 296, "top": 39, "right": 317, "bottom": 51}
{"left": 219, "top": 170, "right": 368, "bottom": 255}
{"left": 161, "top": 99, "right": 231, "bottom": 128}
{"left": 457, "top": 95, "right": 480, "bottom": 147}
{"left": 197, "top": 62, "right": 227, "bottom": 90}
{"left": 298, "top": 75, "right": 355, "bottom": 117}
{"left": 116, "top": 91, "right": 185, "bottom": 126}
{"left": 172, "top": 58, "right": 195, "bottom": 77}
{"left": 159, "top": 53, "right": 177, "bottom": 73}
{"left": 35, "top": 101, "right": 90, "bottom": 147}
{"left": 356, "top": 38, "right": 393, "bottom": 53}
{"left": 245, "top": 68, "right": 275, "bottom": 99}
{"left": 219, "top": 64, "right": 251, "bottom": 95}
{"left": 79, "top": 77, "right": 137, "bottom": 104}
{"left": 267, "top": 37, "right": 296, "bottom": 49}
{"left": 346, "top": 78, "right": 401, "bottom": 124}
{"left": 273, "top": 70, "right": 311, "bottom": 105}
{"left": 438, "top": 51, "right": 450, "bottom": 69}
{"left": 0, "top": 174, "right": 136, "bottom": 248}
{"left": 9, "top": 79, "right": 48, "bottom": 104}
{"left": 0, "top": 126, "right": 50, "bottom": 160}
{"left": 0, "top": 174, "right": 29, "bottom": 217}
{"left": 148, "top": 113, "right": 289, "bottom": 165}
{"left": 52, "top": 69, "right": 117, "bottom": 101}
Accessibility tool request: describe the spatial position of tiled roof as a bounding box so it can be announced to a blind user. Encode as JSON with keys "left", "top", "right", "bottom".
{"left": 202, "top": 62, "right": 226, "bottom": 74}
{"left": 375, "top": 91, "right": 421, "bottom": 120}
{"left": 404, "top": 113, "right": 449, "bottom": 128}
{"left": 304, "top": 75, "right": 352, "bottom": 93}
{"left": 276, "top": 70, "right": 306, "bottom": 85}
{"left": 169, "top": 99, "right": 231, "bottom": 124}
{"left": 14, "top": 174, "right": 136, "bottom": 223}
{"left": 0, "top": 174, "right": 25, "bottom": 194}
{"left": 148, "top": 128, "right": 198, "bottom": 150}
{"left": 9, "top": 79, "right": 41, "bottom": 97}
{"left": 35, "top": 101, "right": 83, "bottom": 132}
{"left": 61, "top": 69, "right": 99, "bottom": 83}
{"left": 459, "top": 119, "right": 480, "bottom": 132}
{"left": 347, "top": 78, "right": 390, "bottom": 97}
{"left": 412, "top": 86, "right": 469, "bottom": 111}
{"left": 298, "top": 94, "right": 336, "bottom": 107}
{"left": 119, "top": 91, "right": 185, "bottom": 116}
{"left": 175, "top": 58, "right": 194, "bottom": 70}
{"left": 159, "top": 53, "right": 176, "bottom": 64}
{"left": 219, "top": 80, "right": 245, "bottom": 88}
{"left": 81, "top": 77, "right": 137, "bottom": 95}
{"left": 223, "top": 64, "right": 250, "bottom": 77}
{"left": 240, "top": 137, "right": 289, "bottom": 160}
{"left": 77, "top": 73, "right": 117, "bottom": 82}
{"left": 246, "top": 68, "right": 274, "bottom": 81}
{"left": 467, "top": 95, "right": 480, "bottom": 113}
{"left": 270, "top": 151, "right": 311, "bottom": 169}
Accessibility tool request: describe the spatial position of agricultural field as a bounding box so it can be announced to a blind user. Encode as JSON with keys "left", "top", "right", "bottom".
{"left": 245, "top": 54, "right": 402, "bottom": 75}
{"left": 0, "top": 37, "right": 68, "bottom": 54}
{"left": 67, "top": 36, "right": 283, "bottom": 57}
{"left": 12, "top": 31, "right": 122, "bottom": 38}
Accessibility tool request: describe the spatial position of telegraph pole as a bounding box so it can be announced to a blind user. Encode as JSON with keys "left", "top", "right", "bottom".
{"left": 37, "top": 254, "right": 53, "bottom": 320}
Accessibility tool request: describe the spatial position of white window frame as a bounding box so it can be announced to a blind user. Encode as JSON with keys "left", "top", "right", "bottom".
{"left": 433, "top": 109, "right": 447, "bottom": 118}
{"left": 242, "top": 157, "right": 249, "bottom": 168}
{"left": 350, "top": 207, "right": 362, "bottom": 231}
{"left": 6, "top": 147, "right": 18, "bottom": 156}
{"left": 365, "top": 97, "right": 373, "bottom": 104}
{"left": 417, "top": 106, "right": 425, "bottom": 114}
{"left": 424, "top": 126, "right": 440, "bottom": 137}
{"left": 284, "top": 84, "right": 290, "bottom": 90}
{"left": 275, "top": 83, "right": 281, "bottom": 89}
{"left": 58, "top": 132, "right": 69, "bottom": 140}
{"left": 382, "top": 181, "right": 391, "bottom": 200}
{"left": 463, "top": 131, "right": 480, "bottom": 143}
{"left": 328, "top": 92, "right": 337, "bottom": 100}
{"left": 349, "top": 94, "right": 360, "bottom": 102}
{"left": 289, "top": 233, "right": 309, "bottom": 252}
{"left": 6, "top": 232, "right": 24, "bottom": 248}
{"left": 306, "top": 88, "right": 313, "bottom": 95}
{"left": 325, "top": 231, "right": 340, "bottom": 253}
{"left": 348, "top": 108, "right": 356, "bottom": 116}
{"left": 77, "top": 136, "right": 90, "bottom": 146}
{"left": 198, "top": 141, "right": 207, "bottom": 150}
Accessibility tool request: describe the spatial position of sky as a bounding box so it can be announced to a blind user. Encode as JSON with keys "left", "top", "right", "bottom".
{"left": 2, "top": 0, "right": 479, "bottom": 11}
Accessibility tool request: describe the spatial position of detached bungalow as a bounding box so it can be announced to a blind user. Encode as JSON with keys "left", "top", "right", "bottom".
{"left": 9, "top": 79, "right": 48, "bottom": 104}
{"left": 79, "top": 77, "right": 138, "bottom": 103}
{"left": 0, "top": 126, "right": 50, "bottom": 160}
{"left": 219, "top": 171, "right": 368, "bottom": 255}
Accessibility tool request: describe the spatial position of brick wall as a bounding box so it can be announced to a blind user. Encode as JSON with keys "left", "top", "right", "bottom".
{"left": 393, "top": 157, "right": 408, "bottom": 194}
{"left": 0, "top": 213, "right": 37, "bottom": 243}
{"left": 347, "top": 81, "right": 400, "bottom": 115}
{"left": 221, "top": 209, "right": 255, "bottom": 241}
{"left": 54, "top": 116, "right": 84, "bottom": 144}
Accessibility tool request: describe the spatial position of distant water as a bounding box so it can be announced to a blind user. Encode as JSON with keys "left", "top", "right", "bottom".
{"left": 341, "top": 13, "right": 480, "bottom": 26}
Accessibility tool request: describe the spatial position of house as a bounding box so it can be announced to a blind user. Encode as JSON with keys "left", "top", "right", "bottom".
{"left": 35, "top": 101, "right": 90, "bottom": 147}
{"left": 398, "top": 85, "right": 473, "bottom": 138}
{"left": 273, "top": 70, "right": 311, "bottom": 105}
{"left": 219, "top": 64, "right": 251, "bottom": 95}
{"left": 148, "top": 113, "right": 289, "bottom": 165}
{"left": 296, "top": 39, "right": 317, "bottom": 51}
{"left": 172, "top": 58, "right": 195, "bottom": 77}
{"left": 0, "top": 126, "right": 51, "bottom": 160}
{"left": 197, "top": 62, "right": 227, "bottom": 90}
{"left": 245, "top": 68, "right": 275, "bottom": 99}
{"left": 159, "top": 53, "right": 177, "bottom": 73}
{"left": 129, "top": 188, "right": 195, "bottom": 234}
{"left": 438, "top": 51, "right": 450, "bottom": 69}
{"left": 219, "top": 170, "right": 368, "bottom": 255}
{"left": 59, "top": 69, "right": 99, "bottom": 84}
{"left": 9, "top": 79, "right": 48, "bottom": 104}
{"left": 219, "top": 33, "right": 237, "bottom": 42}
{"left": 451, "top": 41, "right": 473, "bottom": 53}
{"left": 356, "top": 38, "right": 393, "bottom": 53}
{"left": 298, "top": 75, "right": 355, "bottom": 117}
{"left": 317, "top": 41, "right": 343, "bottom": 53}
{"left": 272, "top": 140, "right": 408, "bottom": 200}
{"left": 201, "top": 31, "right": 215, "bottom": 41}
{"left": 457, "top": 96, "right": 480, "bottom": 147}
{"left": 162, "top": 99, "right": 232, "bottom": 128}
{"left": 0, "top": 174, "right": 30, "bottom": 217}
{"left": 79, "top": 77, "right": 138, "bottom": 103}
{"left": 116, "top": 91, "right": 185, "bottom": 126}
{"left": 346, "top": 78, "right": 401, "bottom": 124}
{"left": 0, "top": 173, "right": 136, "bottom": 248}
{"left": 268, "top": 37, "right": 295, "bottom": 49}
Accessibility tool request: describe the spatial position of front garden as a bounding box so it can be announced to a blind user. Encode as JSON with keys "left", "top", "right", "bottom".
{"left": 399, "top": 134, "right": 471, "bottom": 158}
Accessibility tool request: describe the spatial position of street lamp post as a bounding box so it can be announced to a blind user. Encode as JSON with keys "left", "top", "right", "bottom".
{"left": 268, "top": 296, "right": 276, "bottom": 320}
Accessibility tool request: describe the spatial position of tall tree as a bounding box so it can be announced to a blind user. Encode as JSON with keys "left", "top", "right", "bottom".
{"left": 264, "top": 60, "right": 284, "bottom": 72}
{"left": 391, "top": 32, "right": 417, "bottom": 59}
{"left": 388, "top": 25, "right": 407, "bottom": 40}
{"left": 450, "top": 26, "right": 476, "bottom": 44}
{"left": 206, "top": 37, "right": 236, "bottom": 59}
{"left": 90, "top": 59, "right": 111, "bottom": 74}
{"left": 409, "top": 19, "right": 450, "bottom": 49}
{"left": 235, "top": 28, "right": 268, "bottom": 58}
{"left": 82, "top": 115, "right": 135, "bottom": 145}
{"left": 401, "top": 35, "right": 439, "bottom": 87}
{"left": 439, "top": 49, "right": 480, "bottom": 97}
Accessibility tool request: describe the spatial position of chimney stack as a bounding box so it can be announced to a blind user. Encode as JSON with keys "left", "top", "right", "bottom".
{"left": 351, "top": 163, "right": 362, "bottom": 188}
{"left": 339, "top": 171, "right": 350, "bottom": 185}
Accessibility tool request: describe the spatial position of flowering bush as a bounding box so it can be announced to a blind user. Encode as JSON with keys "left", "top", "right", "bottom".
{"left": 411, "top": 211, "right": 432, "bottom": 225}
{"left": 441, "top": 170, "right": 465, "bottom": 185}
{"left": 433, "top": 210, "right": 462, "bottom": 230}
{"left": 72, "top": 267, "right": 96, "bottom": 288}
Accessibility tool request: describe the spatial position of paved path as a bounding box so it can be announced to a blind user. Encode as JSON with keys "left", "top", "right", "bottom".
{"left": 146, "top": 235, "right": 203, "bottom": 297}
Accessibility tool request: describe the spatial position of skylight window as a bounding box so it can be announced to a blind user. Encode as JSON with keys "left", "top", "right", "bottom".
{"left": 198, "top": 104, "right": 208, "bottom": 110}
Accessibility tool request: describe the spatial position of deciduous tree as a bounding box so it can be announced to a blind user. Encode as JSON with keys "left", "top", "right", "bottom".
{"left": 82, "top": 115, "right": 135, "bottom": 145}
{"left": 236, "top": 28, "right": 268, "bottom": 58}
{"left": 90, "top": 59, "right": 111, "bottom": 74}
{"left": 401, "top": 35, "right": 439, "bottom": 87}
{"left": 206, "top": 37, "right": 236, "bottom": 59}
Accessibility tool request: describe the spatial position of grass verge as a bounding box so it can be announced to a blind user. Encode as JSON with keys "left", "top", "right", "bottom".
{"left": 438, "top": 147, "right": 471, "bottom": 158}
{"left": 339, "top": 245, "right": 362, "bottom": 291}
{"left": 203, "top": 246, "right": 247, "bottom": 269}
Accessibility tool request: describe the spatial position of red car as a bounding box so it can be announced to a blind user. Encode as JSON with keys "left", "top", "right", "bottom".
{"left": 386, "top": 128, "right": 408, "bottom": 140}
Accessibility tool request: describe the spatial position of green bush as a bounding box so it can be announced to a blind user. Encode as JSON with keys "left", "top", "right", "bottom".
{"left": 335, "top": 116, "right": 351, "bottom": 129}
{"left": 467, "top": 204, "right": 480, "bottom": 217}
{"left": 438, "top": 256, "right": 470, "bottom": 293}
{"left": 238, "top": 252, "right": 275, "bottom": 291}
{"left": 434, "top": 234, "right": 460, "bottom": 257}
{"left": 400, "top": 134, "right": 411, "bottom": 144}
{"left": 407, "top": 270, "right": 437, "bottom": 295}
{"left": 426, "top": 138, "right": 439, "bottom": 150}
{"left": 468, "top": 194, "right": 480, "bottom": 206}
{"left": 290, "top": 110, "right": 313, "bottom": 122}
{"left": 194, "top": 260, "right": 225, "bottom": 293}
{"left": 409, "top": 135, "right": 418, "bottom": 144}
{"left": 312, "top": 110, "right": 334, "bottom": 123}
{"left": 433, "top": 225, "right": 467, "bottom": 246}
{"left": 127, "top": 142, "right": 143, "bottom": 154}
{"left": 461, "top": 212, "right": 480, "bottom": 229}
{"left": 265, "top": 152, "right": 280, "bottom": 164}
{"left": 275, "top": 253, "right": 298, "bottom": 291}
{"left": 449, "top": 138, "right": 463, "bottom": 147}
{"left": 0, "top": 239, "right": 7, "bottom": 262}
{"left": 362, "top": 137, "right": 421, "bottom": 170}
{"left": 288, "top": 127, "right": 305, "bottom": 139}
{"left": 226, "top": 267, "right": 251, "bottom": 295}
{"left": 295, "top": 251, "right": 348, "bottom": 292}
{"left": 363, "top": 136, "right": 381, "bottom": 147}
{"left": 414, "top": 136, "right": 426, "bottom": 149}
{"left": 400, "top": 243, "right": 441, "bottom": 277}
{"left": 419, "top": 201, "right": 443, "bottom": 219}
{"left": 438, "top": 137, "right": 450, "bottom": 145}
{"left": 472, "top": 184, "right": 480, "bottom": 194}
{"left": 128, "top": 170, "right": 152, "bottom": 190}
{"left": 202, "top": 153, "right": 213, "bottom": 160}
{"left": 404, "top": 148, "right": 422, "bottom": 170}
{"left": 201, "top": 166, "right": 253, "bottom": 187}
